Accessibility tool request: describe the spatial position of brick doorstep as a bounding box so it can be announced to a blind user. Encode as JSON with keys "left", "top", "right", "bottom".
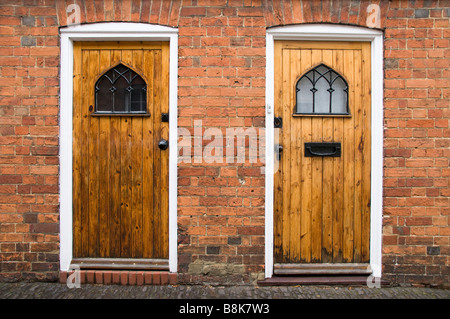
{"left": 60, "top": 270, "right": 177, "bottom": 286}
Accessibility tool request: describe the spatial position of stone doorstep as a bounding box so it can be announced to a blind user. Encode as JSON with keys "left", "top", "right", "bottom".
{"left": 258, "top": 276, "right": 391, "bottom": 287}
{"left": 60, "top": 270, "right": 177, "bottom": 286}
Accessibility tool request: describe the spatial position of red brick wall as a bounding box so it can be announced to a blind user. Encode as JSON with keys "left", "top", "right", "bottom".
{"left": 0, "top": 0, "right": 60, "bottom": 282}
{"left": 380, "top": 0, "right": 449, "bottom": 287}
{"left": 0, "top": 0, "right": 448, "bottom": 287}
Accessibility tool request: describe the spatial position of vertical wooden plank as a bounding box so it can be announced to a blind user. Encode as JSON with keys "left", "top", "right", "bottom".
{"left": 109, "top": 116, "right": 121, "bottom": 257}
{"left": 132, "top": 47, "right": 145, "bottom": 75}
{"left": 120, "top": 115, "right": 132, "bottom": 258}
{"left": 152, "top": 48, "right": 163, "bottom": 257}
{"left": 281, "top": 47, "right": 292, "bottom": 262}
{"left": 109, "top": 49, "right": 122, "bottom": 257}
{"left": 110, "top": 48, "right": 122, "bottom": 65}
{"left": 88, "top": 49, "right": 100, "bottom": 257}
{"left": 310, "top": 49, "right": 323, "bottom": 262}
{"left": 321, "top": 49, "right": 334, "bottom": 263}
{"left": 98, "top": 49, "right": 111, "bottom": 258}
{"left": 332, "top": 49, "right": 344, "bottom": 263}
{"left": 289, "top": 48, "right": 302, "bottom": 262}
{"left": 273, "top": 41, "right": 284, "bottom": 262}
{"left": 361, "top": 42, "right": 372, "bottom": 262}
{"left": 131, "top": 49, "right": 144, "bottom": 258}
{"left": 353, "top": 49, "right": 363, "bottom": 262}
{"left": 131, "top": 115, "right": 143, "bottom": 258}
{"left": 79, "top": 48, "right": 91, "bottom": 257}
{"left": 299, "top": 49, "right": 312, "bottom": 263}
{"left": 160, "top": 42, "right": 170, "bottom": 259}
{"left": 142, "top": 48, "right": 155, "bottom": 258}
{"left": 72, "top": 43, "right": 82, "bottom": 257}
{"left": 343, "top": 49, "right": 355, "bottom": 262}
{"left": 120, "top": 49, "right": 133, "bottom": 257}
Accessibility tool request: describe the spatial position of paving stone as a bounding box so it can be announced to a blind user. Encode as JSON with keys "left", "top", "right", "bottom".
{"left": 0, "top": 282, "right": 449, "bottom": 299}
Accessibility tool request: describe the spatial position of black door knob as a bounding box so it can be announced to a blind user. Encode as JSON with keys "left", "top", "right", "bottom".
{"left": 158, "top": 139, "right": 169, "bottom": 150}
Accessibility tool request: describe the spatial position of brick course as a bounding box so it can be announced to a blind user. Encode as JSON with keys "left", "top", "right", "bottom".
{"left": 59, "top": 270, "right": 176, "bottom": 286}
{"left": 0, "top": 0, "right": 448, "bottom": 287}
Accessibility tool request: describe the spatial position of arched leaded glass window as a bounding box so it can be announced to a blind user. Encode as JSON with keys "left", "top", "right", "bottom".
{"left": 94, "top": 63, "right": 147, "bottom": 115}
{"left": 295, "top": 64, "right": 349, "bottom": 116}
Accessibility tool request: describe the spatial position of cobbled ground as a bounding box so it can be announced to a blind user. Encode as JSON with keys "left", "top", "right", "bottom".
{"left": 0, "top": 282, "right": 449, "bottom": 299}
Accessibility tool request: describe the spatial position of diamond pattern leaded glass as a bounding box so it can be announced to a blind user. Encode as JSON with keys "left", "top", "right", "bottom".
{"left": 95, "top": 63, "right": 147, "bottom": 114}
{"left": 295, "top": 64, "right": 349, "bottom": 115}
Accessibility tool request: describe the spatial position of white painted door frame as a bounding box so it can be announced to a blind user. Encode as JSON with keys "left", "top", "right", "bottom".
{"left": 59, "top": 23, "right": 178, "bottom": 273}
{"left": 265, "top": 24, "right": 384, "bottom": 278}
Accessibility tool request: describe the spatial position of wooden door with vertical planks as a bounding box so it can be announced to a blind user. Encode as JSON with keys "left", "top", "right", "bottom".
{"left": 72, "top": 42, "right": 169, "bottom": 269}
{"left": 273, "top": 41, "right": 372, "bottom": 274}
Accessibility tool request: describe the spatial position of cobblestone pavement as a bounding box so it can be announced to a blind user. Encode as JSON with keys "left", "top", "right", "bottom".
{"left": 0, "top": 282, "right": 449, "bottom": 299}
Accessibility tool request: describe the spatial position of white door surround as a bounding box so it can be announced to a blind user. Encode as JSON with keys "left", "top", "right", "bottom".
{"left": 264, "top": 24, "right": 384, "bottom": 278}
{"left": 59, "top": 23, "right": 178, "bottom": 273}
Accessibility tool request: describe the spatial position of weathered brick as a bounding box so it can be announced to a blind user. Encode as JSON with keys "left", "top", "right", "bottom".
{"left": 427, "top": 246, "right": 441, "bottom": 255}
{"left": 120, "top": 271, "right": 128, "bottom": 285}
{"left": 415, "top": 9, "right": 429, "bottom": 18}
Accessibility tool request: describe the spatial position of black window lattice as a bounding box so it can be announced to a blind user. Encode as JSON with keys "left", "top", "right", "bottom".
{"left": 295, "top": 64, "right": 349, "bottom": 115}
{"left": 95, "top": 64, "right": 147, "bottom": 114}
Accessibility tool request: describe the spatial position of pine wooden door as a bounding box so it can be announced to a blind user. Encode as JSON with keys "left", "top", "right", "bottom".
{"left": 72, "top": 42, "right": 169, "bottom": 267}
{"left": 274, "top": 41, "right": 371, "bottom": 272}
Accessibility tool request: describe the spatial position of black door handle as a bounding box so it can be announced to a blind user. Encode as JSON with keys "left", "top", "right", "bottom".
{"left": 275, "top": 144, "right": 283, "bottom": 160}
{"left": 158, "top": 139, "right": 169, "bottom": 150}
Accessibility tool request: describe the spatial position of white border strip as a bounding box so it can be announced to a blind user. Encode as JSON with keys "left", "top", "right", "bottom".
{"left": 59, "top": 23, "right": 178, "bottom": 273}
{"left": 265, "top": 24, "right": 384, "bottom": 278}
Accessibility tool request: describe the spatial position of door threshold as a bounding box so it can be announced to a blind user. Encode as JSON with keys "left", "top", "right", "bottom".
{"left": 258, "top": 275, "right": 389, "bottom": 286}
{"left": 274, "top": 263, "right": 372, "bottom": 275}
{"left": 70, "top": 258, "right": 169, "bottom": 271}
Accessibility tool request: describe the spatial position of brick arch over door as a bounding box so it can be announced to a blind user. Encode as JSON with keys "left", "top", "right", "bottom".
{"left": 55, "top": 0, "right": 390, "bottom": 29}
